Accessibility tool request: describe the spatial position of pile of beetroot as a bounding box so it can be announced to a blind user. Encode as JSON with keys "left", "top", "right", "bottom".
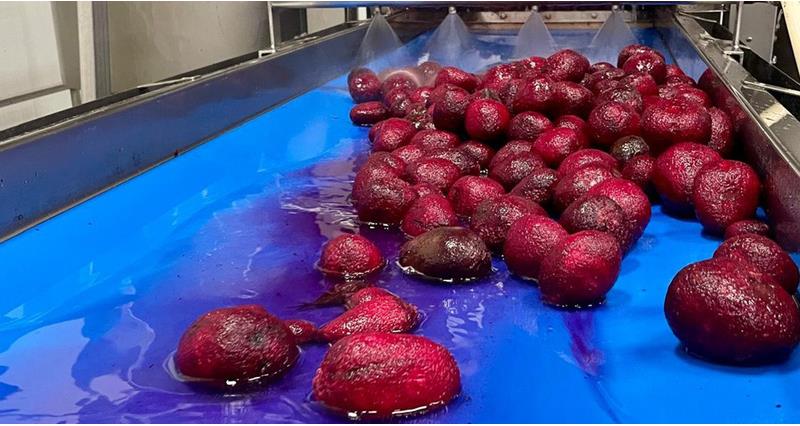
{"left": 169, "top": 43, "right": 800, "bottom": 420}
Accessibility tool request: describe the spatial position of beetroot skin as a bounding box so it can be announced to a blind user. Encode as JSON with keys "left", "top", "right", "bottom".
{"left": 557, "top": 149, "right": 619, "bottom": 178}
{"left": 560, "top": 194, "right": 632, "bottom": 251}
{"left": 586, "top": 178, "right": 652, "bottom": 249}
{"left": 512, "top": 77, "right": 554, "bottom": 113}
{"left": 533, "top": 127, "right": 587, "bottom": 167}
{"left": 406, "top": 157, "right": 462, "bottom": 193}
{"left": 641, "top": 99, "right": 711, "bottom": 153}
{"left": 355, "top": 177, "right": 418, "bottom": 226}
{"left": 489, "top": 152, "right": 548, "bottom": 190}
{"left": 692, "top": 160, "right": 761, "bottom": 234}
{"left": 550, "top": 81, "right": 594, "bottom": 117}
{"left": 652, "top": 142, "right": 721, "bottom": 214}
{"left": 724, "top": 219, "right": 770, "bottom": 240}
{"left": 320, "top": 291, "right": 419, "bottom": 342}
{"left": 507, "top": 111, "right": 553, "bottom": 141}
{"left": 664, "top": 258, "right": 800, "bottom": 364}
{"left": 284, "top": 319, "right": 319, "bottom": 344}
{"left": 312, "top": 332, "right": 461, "bottom": 419}
{"left": 708, "top": 107, "right": 734, "bottom": 157}
{"left": 553, "top": 164, "right": 617, "bottom": 212}
{"left": 546, "top": 49, "right": 590, "bottom": 82}
{"left": 348, "top": 68, "right": 382, "bottom": 103}
{"left": 399, "top": 226, "right": 493, "bottom": 281}
{"left": 319, "top": 234, "right": 384, "bottom": 279}
{"left": 410, "top": 129, "right": 460, "bottom": 152}
{"left": 465, "top": 99, "right": 511, "bottom": 142}
{"left": 372, "top": 118, "right": 417, "bottom": 152}
{"left": 714, "top": 233, "right": 800, "bottom": 294}
{"left": 503, "top": 214, "right": 568, "bottom": 280}
{"left": 470, "top": 195, "right": 546, "bottom": 250}
{"left": 176, "top": 305, "right": 299, "bottom": 382}
{"left": 610, "top": 135, "right": 650, "bottom": 164}
{"left": 510, "top": 167, "right": 559, "bottom": 206}
{"left": 447, "top": 175, "right": 506, "bottom": 217}
{"left": 401, "top": 194, "right": 460, "bottom": 237}
{"left": 588, "top": 101, "right": 641, "bottom": 147}
{"left": 622, "top": 154, "right": 656, "bottom": 191}
{"left": 459, "top": 140, "right": 495, "bottom": 169}
{"left": 432, "top": 85, "right": 471, "bottom": 132}
{"left": 554, "top": 114, "right": 588, "bottom": 136}
{"left": 539, "top": 230, "right": 622, "bottom": 307}
{"left": 351, "top": 102, "right": 390, "bottom": 126}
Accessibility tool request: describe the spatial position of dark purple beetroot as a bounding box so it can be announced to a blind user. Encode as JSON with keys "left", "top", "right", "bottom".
{"left": 595, "top": 87, "right": 643, "bottom": 113}
{"left": 372, "top": 118, "right": 417, "bottom": 152}
{"left": 507, "top": 111, "right": 553, "bottom": 141}
{"left": 514, "top": 56, "right": 548, "bottom": 78}
{"left": 622, "top": 154, "right": 656, "bottom": 193}
{"left": 490, "top": 140, "right": 536, "bottom": 169}
{"left": 557, "top": 149, "right": 619, "bottom": 178}
{"left": 404, "top": 103, "right": 435, "bottom": 130}
{"left": 351, "top": 102, "right": 390, "bottom": 126}
{"left": 426, "top": 148, "right": 481, "bottom": 176}
{"left": 622, "top": 51, "right": 667, "bottom": 83}
{"left": 617, "top": 44, "right": 664, "bottom": 68}
{"left": 401, "top": 194, "right": 460, "bottom": 237}
{"left": 725, "top": 219, "right": 770, "bottom": 240}
{"left": 406, "top": 157, "right": 462, "bottom": 192}
{"left": 586, "top": 177, "right": 652, "bottom": 248}
{"left": 381, "top": 72, "right": 418, "bottom": 95}
{"left": 432, "top": 85, "right": 471, "bottom": 132}
{"left": 383, "top": 88, "right": 414, "bottom": 117}
{"left": 554, "top": 114, "right": 588, "bottom": 136}
{"left": 619, "top": 72, "right": 658, "bottom": 97}
{"left": 539, "top": 230, "right": 622, "bottom": 307}
{"left": 708, "top": 107, "right": 734, "bottom": 157}
{"left": 641, "top": 99, "right": 712, "bottom": 153}
{"left": 469, "top": 87, "right": 501, "bottom": 102}
{"left": 465, "top": 98, "right": 511, "bottom": 142}
{"left": 284, "top": 319, "right": 318, "bottom": 344}
{"left": 589, "top": 62, "right": 615, "bottom": 73}
{"left": 658, "top": 85, "right": 711, "bottom": 108}
{"left": 399, "top": 226, "right": 493, "bottom": 281}
{"left": 714, "top": 233, "right": 799, "bottom": 294}
{"left": 664, "top": 257, "right": 800, "bottom": 364}
{"left": 392, "top": 144, "right": 425, "bottom": 165}
{"left": 592, "top": 78, "right": 624, "bottom": 95}
{"left": 550, "top": 81, "right": 594, "bottom": 117}
{"left": 470, "top": 195, "right": 547, "bottom": 250}
{"left": 409, "top": 87, "right": 434, "bottom": 106}
{"left": 481, "top": 64, "right": 517, "bottom": 91}
{"left": 553, "top": 164, "right": 617, "bottom": 212}
{"left": 412, "top": 182, "right": 441, "bottom": 198}
{"left": 560, "top": 195, "right": 632, "bottom": 251}
{"left": 348, "top": 68, "right": 382, "bottom": 103}
{"left": 610, "top": 135, "right": 650, "bottom": 164}
{"left": 509, "top": 167, "right": 559, "bottom": 206}
{"left": 319, "top": 234, "right": 384, "bottom": 279}
{"left": 693, "top": 160, "right": 761, "bottom": 234}
{"left": 488, "top": 152, "right": 548, "bottom": 190}
{"left": 448, "top": 176, "right": 506, "bottom": 217}
{"left": 511, "top": 76, "right": 554, "bottom": 113}
{"left": 588, "top": 101, "right": 641, "bottom": 147}
{"left": 345, "top": 287, "right": 393, "bottom": 309}
{"left": 319, "top": 293, "right": 419, "bottom": 342}
{"left": 665, "top": 64, "right": 687, "bottom": 78}
{"left": 312, "top": 332, "right": 461, "bottom": 419}
{"left": 533, "top": 127, "right": 586, "bottom": 167}
{"left": 459, "top": 140, "right": 495, "bottom": 169}
{"left": 176, "top": 305, "right": 298, "bottom": 383}
{"left": 435, "top": 66, "right": 480, "bottom": 92}
{"left": 354, "top": 177, "right": 418, "bottom": 226}
{"left": 418, "top": 61, "right": 443, "bottom": 85}
{"left": 664, "top": 75, "right": 696, "bottom": 87}
{"left": 410, "top": 129, "right": 460, "bottom": 152}
{"left": 503, "top": 214, "right": 568, "bottom": 280}
{"left": 698, "top": 68, "right": 719, "bottom": 92}
{"left": 582, "top": 68, "right": 626, "bottom": 93}
{"left": 352, "top": 162, "right": 402, "bottom": 204}
{"left": 499, "top": 78, "right": 526, "bottom": 109}
{"left": 363, "top": 151, "right": 407, "bottom": 176}
{"left": 546, "top": 49, "right": 590, "bottom": 82}
{"left": 652, "top": 142, "right": 721, "bottom": 214}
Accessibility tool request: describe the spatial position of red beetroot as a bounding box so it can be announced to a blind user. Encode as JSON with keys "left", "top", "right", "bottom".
{"left": 664, "top": 75, "right": 696, "bottom": 87}
{"left": 470, "top": 195, "right": 546, "bottom": 250}
{"left": 664, "top": 257, "right": 800, "bottom": 364}
{"left": 622, "top": 51, "right": 667, "bottom": 83}
{"left": 410, "top": 129, "right": 460, "bottom": 152}
{"left": 372, "top": 118, "right": 417, "bottom": 152}
{"left": 499, "top": 78, "right": 526, "bottom": 109}
{"left": 435, "top": 66, "right": 480, "bottom": 92}
{"left": 392, "top": 144, "right": 425, "bottom": 165}
{"left": 515, "top": 56, "right": 548, "bottom": 78}
{"left": 350, "top": 102, "right": 390, "bottom": 126}
{"left": 354, "top": 177, "right": 417, "bottom": 226}
{"left": 381, "top": 72, "right": 418, "bottom": 95}
{"left": 617, "top": 44, "right": 664, "bottom": 68}
{"left": 560, "top": 195, "right": 632, "bottom": 251}
{"left": 459, "top": 140, "right": 495, "bottom": 169}
{"left": 345, "top": 287, "right": 394, "bottom": 309}
{"left": 658, "top": 85, "right": 711, "bottom": 108}
{"left": 554, "top": 114, "right": 588, "bottom": 136}
{"left": 412, "top": 182, "right": 441, "bottom": 198}
{"left": 610, "top": 135, "right": 650, "bottom": 164}
{"left": 447, "top": 176, "right": 506, "bottom": 217}
{"left": 432, "top": 85, "right": 471, "bottom": 132}
{"left": 312, "top": 333, "right": 461, "bottom": 419}
{"left": 319, "top": 234, "right": 384, "bottom": 278}
{"left": 401, "top": 194, "right": 460, "bottom": 237}
{"left": 406, "top": 158, "right": 462, "bottom": 192}
{"left": 539, "top": 230, "right": 622, "bottom": 307}
{"left": 665, "top": 64, "right": 687, "bottom": 78}
{"left": 507, "top": 111, "right": 553, "bottom": 141}
{"left": 363, "top": 151, "right": 406, "bottom": 175}
{"left": 692, "top": 160, "right": 761, "bottom": 234}
{"left": 176, "top": 305, "right": 298, "bottom": 382}
{"left": 409, "top": 87, "right": 434, "bottom": 106}
{"left": 319, "top": 292, "right": 419, "bottom": 342}
{"left": 465, "top": 99, "right": 511, "bottom": 142}
{"left": 352, "top": 163, "right": 402, "bottom": 204}
{"left": 284, "top": 319, "right": 318, "bottom": 344}
{"left": 589, "top": 62, "right": 615, "bottom": 73}
{"left": 557, "top": 149, "right": 619, "bottom": 178}
{"left": 481, "top": 64, "right": 517, "bottom": 91}
{"left": 533, "top": 127, "right": 586, "bottom": 167}
{"left": 511, "top": 76, "right": 554, "bottom": 113}
{"left": 383, "top": 88, "right": 414, "bottom": 117}
{"left": 652, "top": 142, "right": 721, "bottom": 214}
{"left": 399, "top": 226, "right": 493, "bottom": 281}
{"left": 595, "top": 87, "right": 643, "bottom": 113}
{"left": 641, "top": 99, "right": 711, "bottom": 152}
{"left": 546, "top": 49, "right": 590, "bottom": 82}
{"left": 490, "top": 140, "right": 535, "bottom": 169}
{"left": 510, "top": 167, "right": 559, "bottom": 206}
{"left": 622, "top": 154, "right": 656, "bottom": 193}
{"left": 426, "top": 148, "right": 480, "bottom": 176}
{"left": 418, "top": 61, "right": 442, "bottom": 85}
{"left": 714, "top": 233, "right": 799, "bottom": 294}
{"left": 708, "top": 107, "right": 734, "bottom": 157}
{"left": 550, "top": 81, "right": 594, "bottom": 117}
{"left": 582, "top": 68, "right": 626, "bottom": 93}
{"left": 553, "top": 164, "right": 617, "bottom": 212}
{"left": 725, "top": 219, "right": 770, "bottom": 240}
{"left": 619, "top": 72, "right": 658, "bottom": 97}
{"left": 348, "top": 68, "right": 382, "bottom": 103}
{"left": 503, "top": 215, "right": 568, "bottom": 280}
{"left": 588, "top": 101, "right": 641, "bottom": 147}
{"left": 586, "top": 178, "right": 652, "bottom": 248}
{"left": 593, "top": 78, "right": 624, "bottom": 95}
{"left": 470, "top": 87, "right": 501, "bottom": 102}
{"left": 488, "top": 152, "right": 548, "bottom": 190}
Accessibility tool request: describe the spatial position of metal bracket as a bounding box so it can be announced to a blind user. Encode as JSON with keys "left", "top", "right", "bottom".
{"left": 723, "top": 1, "right": 745, "bottom": 63}
{"left": 742, "top": 80, "right": 800, "bottom": 98}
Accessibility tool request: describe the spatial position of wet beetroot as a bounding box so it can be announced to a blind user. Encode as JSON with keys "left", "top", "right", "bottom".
{"left": 432, "top": 85, "right": 471, "bottom": 132}
{"left": 490, "top": 140, "right": 535, "bottom": 169}
{"left": 595, "top": 87, "right": 643, "bottom": 113}
{"left": 511, "top": 76, "right": 554, "bottom": 113}
{"left": 708, "top": 107, "right": 734, "bottom": 157}
{"left": 514, "top": 56, "right": 548, "bottom": 78}
{"left": 464, "top": 98, "right": 511, "bottom": 142}
{"left": 617, "top": 44, "right": 664, "bottom": 68}
{"left": 406, "top": 157, "right": 462, "bottom": 192}
{"left": 320, "top": 292, "right": 419, "bottom": 342}
{"left": 176, "top": 305, "right": 299, "bottom": 383}
{"left": 435, "top": 66, "right": 480, "bottom": 92}
{"left": 319, "top": 234, "right": 384, "bottom": 279}
{"left": 586, "top": 178, "right": 652, "bottom": 249}
{"left": 658, "top": 85, "right": 711, "bottom": 108}
{"left": 425, "top": 148, "right": 481, "bottom": 176}
{"left": 503, "top": 215, "right": 568, "bottom": 280}
{"left": 553, "top": 164, "right": 617, "bottom": 212}
{"left": 588, "top": 101, "right": 641, "bottom": 147}
{"left": 714, "top": 233, "right": 799, "bottom": 294}
{"left": 664, "top": 74, "right": 696, "bottom": 87}
{"left": 693, "top": 160, "right": 761, "bottom": 234}
{"left": 383, "top": 88, "right": 414, "bottom": 117}
{"left": 470, "top": 195, "right": 546, "bottom": 250}
{"left": 401, "top": 194, "right": 460, "bottom": 237}
{"left": 509, "top": 167, "right": 559, "bottom": 206}
{"left": 622, "top": 154, "right": 656, "bottom": 193}
{"left": 665, "top": 64, "right": 687, "bottom": 78}
{"left": 312, "top": 332, "right": 461, "bottom": 419}
{"left": 554, "top": 114, "right": 588, "bottom": 136}
{"left": 354, "top": 177, "right": 418, "bottom": 225}
{"left": 409, "top": 87, "right": 434, "bottom": 106}
{"left": 410, "top": 129, "right": 460, "bottom": 152}
{"left": 417, "top": 61, "right": 442, "bottom": 85}
{"left": 507, "top": 111, "right": 553, "bottom": 141}
{"left": 539, "top": 230, "right": 622, "bottom": 307}
{"left": 447, "top": 176, "right": 506, "bottom": 217}
{"left": 725, "top": 219, "right": 770, "bottom": 240}
{"left": 589, "top": 62, "right": 615, "bottom": 73}
{"left": 488, "top": 152, "right": 548, "bottom": 190}
{"left": 619, "top": 72, "right": 658, "bottom": 97}
{"left": 399, "top": 226, "right": 493, "bottom": 281}
{"left": 560, "top": 195, "right": 632, "bottom": 251}
{"left": 550, "top": 81, "right": 594, "bottom": 117}
{"left": 372, "top": 118, "right": 417, "bottom": 152}
{"left": 545, "top": 49, "right": 590, "bottom": 82}
{"left": 350, "top": 102, "right": 390, "bottom": 126}
{"left": 459, "top": 140, "right": 495, "bottom": 169}
{"left": 532, "top": 127, "right": 586, "bottom": 167}
{"left": 557, "top": 149, "right": 618, "bottom": 178}
{"left": 381, "top": 72, "right": 418, "bottom": 95}
{"left": 582, "top": 68, "right": 626, "bottom": 93}
{"left": 392, "top": 144, "right": 425, "bottom": 165}
{"left": 622, "top": 51, "right": 667, "bottom": 83}
{"left": 411, "top": 182, "right": 441, "bottom": 198}
{"left": 348, "top": 68, "right": 382, "bottom": 103}
{"left": 610, "top": 135, "right": 650, "bottom": 164}
{"left": 641, "top": 99, "right": 711, "bottom": 153}
{"left": 284, "top": 319, "right": 318, "bottom": 344}
{"left": 652, "top": 142, "right": 721, "bottom": 214}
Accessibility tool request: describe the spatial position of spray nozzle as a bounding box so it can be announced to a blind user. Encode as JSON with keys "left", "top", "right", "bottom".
{"left": 448, "top": 7, "right": 456, "bottom": 15}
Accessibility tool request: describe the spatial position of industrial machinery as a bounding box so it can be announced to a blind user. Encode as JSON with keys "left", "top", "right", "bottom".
{"left": 1, "top": 2, "right": 800, "bottom": 422}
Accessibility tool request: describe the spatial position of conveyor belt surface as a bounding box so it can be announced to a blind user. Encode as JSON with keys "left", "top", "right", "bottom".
{"left": 0, "top": 29, "right": 798, "bottom": 423}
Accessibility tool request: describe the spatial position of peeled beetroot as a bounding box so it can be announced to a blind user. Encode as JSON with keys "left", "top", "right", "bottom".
{"left": 354, "top": 177, "right": 418, "bottom": 225}
{"left": 622, "top": 51, "right": 667, "bottom": 83}
{"left": 550, "top": 81, "right": 594, "bottom": 117}
{"left": 692, "top": 160, "right": 760, "bottom": 234}
{"left": 284, "top": 319, "right": 318, "bottom": 344}
{"left": 708, "top": 107, "right": 734, "bottom": 157}
{"left": 714, "top": 233, "right": 799, "bottom": 294}
{"left": 503, "top": 215, "right": 568, "bottom": 280}
{"left": 557, "top": 149, "right": 619, "bottom": 178}
{"left": 586, "top": 178, "right": 652, "bottom": 248}
{"left": 560, "top": 194, "right": 631, "bottom": 251}
{"left": 610, "top": 135, "right": 650, "bottom": 164}
{"left": 622, "top": 154, "right": 656, "bottom": 192}
{"left": 435, "top": 66, "right": 480, "bottom": 92}
{"left": 318, "top": 234, "right": 384, "bottom": 279}
{"left": 490, "top": 140, "right": 535, "bottom": 169}
{"left": 617, "top": 44, "right": 664, "bottom": 68}
{"left": 554, "top": 114, "right": 588, "bottom": 136}
{"left": 401, "top": 194, "right": 460, "bottom": 237}
{"left": 588, "top": 101, "right": 641, "bottom": 147}
{"left": 464, "top": 98, "right": 511, "bottom": 142}
{"left": 319, "top": 291, "right": 419, "bottom": 342}
{"left": 351, "top": 102, "right": 390, "bottom": 126}
{"left": 432, "top": 85, "right": 470, "bottom": 132}
{"left": 652, "top": 142, "right": 721, "bottom": 214}
{"left": 546, "top": 49, "right": 590, "bottom": 82}
{"left": 470, "top": 195, "right": 546, "bottom": 250}
{"left": 489, "top": 152, "right": 547, "bottom": 190}
{"left": 507, "top": 111, "right": 553, "bottom": 141}
{"left": 725, "top": 219, "right": 770, "bottom": 240}
{"left": 447, "top": 175, "right": 506, "bottom": 217}
{"left": 459, "top": 140, "right": 495, "bottom": 169}
{"left": 641, "top": 99, "right": 711, "bottom": 153}
{"left": 425, "top": 149, "right": 481, "bottom": 176}
{"left": 509, "top": 167, "right": 559, "bottom": 206}
{"left": 348, "top": 68, "right": 381, "bottom": 103}
{"left": 399, "top": 226, "right": 493, "bottom": 281}
{"left": 406, "top": 157, "right": 462, "bottom": 192}
{"left": 553, "top": 164, "right": 617, "bottom": 212}
{"left": 372, "top": 118, "right": 417, "bottom": 152}
{"left": 511, "top": 76, "right": 554, "bottom": 113}
{"left": 410, "top": 129, "right": 460, "bottom": 152}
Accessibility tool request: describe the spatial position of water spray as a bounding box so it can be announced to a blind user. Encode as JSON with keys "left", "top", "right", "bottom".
{"left": 513, "top": 6, "right": 558, "bottom": 59}
{"left": 587, "top": 5, "right": 638, "bottom": 63}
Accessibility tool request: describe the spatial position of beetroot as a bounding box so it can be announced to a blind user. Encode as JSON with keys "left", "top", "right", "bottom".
{"left": 503, "top": 215, "right": 568, "bottom": 280}
{"left": 665, "top": 64, "right": 687, "bottom": 78}
{"left": 352, "top": 163, "right": 402, "bottom": 204}
{"left": 319, "top": 234, "right": 384, "bottom": 279}
{"left": 363, "top": 151, "right": 407, "bottom": 175}
{"left": 511, "top": 76, "right": 554, "bottom": 113}
{"left": 435, "top": 66, "right": 480, "bottom": 92}
{"left": 622, "top": 154, "right": 656, "bottom": 193}
{"left": 345, "top": 287, "right": 394, "bottom": 309}
{"left": 383, "top": 88, "right": 414, "bottom": 117}
{"left": 725, "top": 219, "right": 770, "bottom": 240}
{"left": 372, "top": 118, "right": 417, "bottom": 152}
{"left": 509, "top": 167, "right": 559, "bottom": 206}
{"left": 610, "top": 135, "right": 650, "bottom": 164}
{"left": 409, "top": 87, "right": 434, "bottom": 106}
{"left": 432, "top": 85, "right": 471, "bottom": 131}
{"left": 284, "top": 319, "right": 318, "bottom": 344}
{"left": 693, "top": 160, "right": 761, "bottom": 234}
{"left": 481, "top": 64, "right": 517, "bottom": 91}
{"left": 617, "top": 44, "right": 664, "bottom": 68}
{"left": 312, "top": 333, "right": 461, "bottom": 419}
{"left": 553, "top": 164, "right": 617, "bottom": 212}
{"left": 532, "top": 127, "right": 586, "bottom": 167}
{"left": 465, "top": 99, "right": 511, "bottom": 142}
{"left": 448, "top": 176, "right": 506, "bottom": 217}
{"left": 488, "top": 152, "right": 548, "bottom": 190}
{"left": 490, "top": 140, "right": 536, "bottom": 169}
{"left": 554, "top": 115, "right": 588, "bottom": 136}
{"left": 399, "top": 226, "right": 493, "bottom": 281}
{"left": 410, "top": 129, "right": 460, "bottom": 152}
{"left": 550, "top": 81, "right": 594, "bottom": 117}
{"left": 401, "top": 194, "right": 460, "bottom": 237}
{"left": 557, "top": 149, "right": 618, "bottom": 178}
{"left": 622, "top": 51, "right": 667, "bottom": 83}
{"left": 418, "top": 61, "right": 442, "bottom": 85}
{"left": 708, "top": 107, "right": 734, "bottom": 157}
{"left": 354, "top": 177, "right": 418, "bottom": 225}
{"left": 588, "top": 101, "right": 641, "bottom": 147}
{"left": 589, "top": 62, "right": 615, "bottom": 73}
{"left": 382, "top": 72, "right": 418, "bottom": 95}
{"left": 593, "top": 78, "right": 624, "bottom": 95}
{"left": 658, "top": 85, "right": 711, "bottom": 108}
{"left": 176, "top": 305, "right": 298, "bottom": 383}
{"left": 412, "top": 182, "right": 441, "bottom": 198}
{"left": 514, "top": 56, "right": 548, "bottom": 78}
{"left": 350, "top": 102, "right": 390, "bottom": 126}
{"left": 406, "top": 158, "right": 462, "bottom": 192}
{"left": 459, "top": 140, "right": 495, "bottom": 169}
{"left": 652, "top": 142, "right": 721, "bottom": 214}
{"left": 348, "top": 68, "right": 382, "bottom": 103}
{"left": 507, "top": 111, "right": 553, "bottom": 141}
{"left": 641, "top": 99, "right": 711, "bottom": 153}
{"left": 539, "top": 230, "right": 622, "bottom": 307}
{"left": 470, "top": 195, "right": 546, "bottom": 250}
{"left": 320, "top": 292, "right": 419, "bottom": 342}
{"left": 664, "top": 258, "right": 800, "bottom": 364}
{"left": 586, "top": 178, "right": 652, "bottom": 249}
{"left": 582, "top": 68, "right": 626, "bottom": 93}
{"left": 714, "top": 233, "right": 799, "bottom": 294}
{"left": 546, "top": 49, "right": 590, "bottom": 82}
{"left": 560, "top": 195, "right": 632, "bottom": 251}
{"left": 664, "top": 75, "right": 696, "bottom": 87}
{"left": 392, "top": 144, "right": 425, "bottom": 165}
{"left": 426, "top": 148, "right": 481, "bottom": 176}
{"left": 619, "top": 72, "right": 658, "bottom": 97}
{"left": 595, "top": 87, "right": 643, "bottom": 113}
